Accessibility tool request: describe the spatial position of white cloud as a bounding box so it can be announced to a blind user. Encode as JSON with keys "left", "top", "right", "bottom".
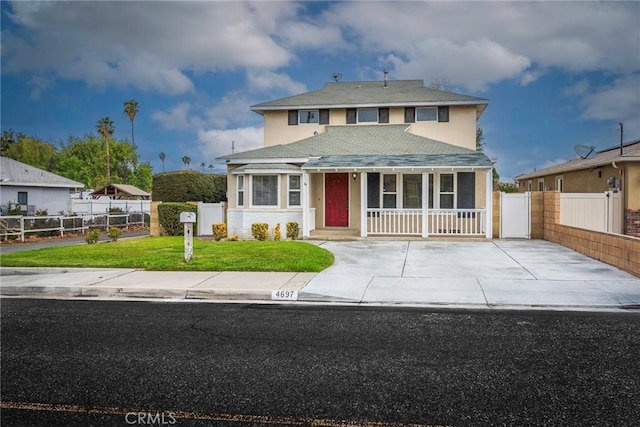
{"left": 151, "top": 103, "right": 204, "bottom": 131}
{"left": 580, "top": 74, "right": 640, "bottom": 134}
{"left": 2, "top": 1, "right": 294, "bottom": 94}
{"left": 246, "top": 70, "right": 307, "bottom": 95}
{"left": 205, "top": 93, "right": 256, "bottom": 129}
{"left": 197, "top": 127, "right": 264, "bottom": 165}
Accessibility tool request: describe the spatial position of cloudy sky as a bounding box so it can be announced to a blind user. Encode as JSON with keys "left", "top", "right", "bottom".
{"left": 2, "top": 1, "right": 639, "bottom": 180}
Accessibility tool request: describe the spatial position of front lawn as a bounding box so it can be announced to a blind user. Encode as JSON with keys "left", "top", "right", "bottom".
{"left": 0, "top": 237, "right": 335, "bottom": 272}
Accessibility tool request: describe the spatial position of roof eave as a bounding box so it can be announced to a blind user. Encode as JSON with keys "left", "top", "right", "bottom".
{"left": 516, "top": 156, "right": 640, "bottom": 180}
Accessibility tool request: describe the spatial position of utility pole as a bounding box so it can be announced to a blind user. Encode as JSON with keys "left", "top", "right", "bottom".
{"left": 619, "top": 122, "right": 623, "bottom": 155}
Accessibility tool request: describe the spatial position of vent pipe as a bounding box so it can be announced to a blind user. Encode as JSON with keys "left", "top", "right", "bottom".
{"left": 619, "top": 122, "right": 623, "bottom": 155}
{"left": 383, "top": 70, "right": 388, "bottom": 88}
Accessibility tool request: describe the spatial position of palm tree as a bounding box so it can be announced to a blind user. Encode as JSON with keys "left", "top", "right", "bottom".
{"left": 182, "top": 156, "right": 191, "bottom": 170}
{"left": 208, "top": 164, "right": 214, "bottom": 174}
{"left": 96, "top": 117, "right": 115, "bottom": 182}
{"left": 200, "top": 162, "right": 206, "bottom": 173}
{"left": 123, "top": 100, "right": 139, "bottom": 145}
{"left": 159, "top": 152, "right": 166, "bottom": 172}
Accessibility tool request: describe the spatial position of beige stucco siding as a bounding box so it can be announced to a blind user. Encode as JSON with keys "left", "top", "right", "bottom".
{"left": 626, "top": 163, "right": 640, "bottom": 209}
{"left": 263, "top": 105, "right": 478, "bottom": 149}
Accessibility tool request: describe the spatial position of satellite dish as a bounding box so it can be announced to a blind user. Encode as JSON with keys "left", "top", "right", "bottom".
{"left": 332, "top": 73, "right": 342, "bottom": 82}
{"left": 574, "top": 145, "right": 595, "bottom": 159}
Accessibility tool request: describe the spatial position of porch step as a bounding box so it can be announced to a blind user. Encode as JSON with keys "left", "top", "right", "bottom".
{"left": 308, "top": 228, "right": 361, "bottom": 241}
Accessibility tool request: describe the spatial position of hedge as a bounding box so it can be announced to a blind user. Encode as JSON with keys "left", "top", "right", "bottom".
{"left": 157, "top": 202, "right": 198, "bottom": 236}
{"left": 152, "top": 171, "right": 226, "bottom": 203}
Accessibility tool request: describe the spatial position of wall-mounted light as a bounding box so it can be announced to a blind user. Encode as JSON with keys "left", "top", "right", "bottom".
{"left": 352, "top": 173, "right": 357, "bottom": 181}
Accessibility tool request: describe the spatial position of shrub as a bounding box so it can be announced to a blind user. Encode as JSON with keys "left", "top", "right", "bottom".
{"left": 85, "top": 228, "right": 100, "bottom": 244}
{"left": 152, "top": 171, "right": 227, "bottom": 203}
{"left": 108, "top": 227, "right": 122, "bottom": 242}
{"left": 157, "top": 202, "right": 197, "bottom": 236}
{"left": 251, "top": 223, "right": 269, "bottom": 241}
{"left": 2, "top": 202, "right": 22, "bottom": 216}
{"left": 227, "top": 233, "right": 239, "bottom": 241}
{"left": 286, "top": 222, "right": 300, "bottom": 240}
{"left": 212, "top": 223, "right": 227, "bottom": 241}
{"left": 273, "top": 223, "right": 282, "bottom": 241}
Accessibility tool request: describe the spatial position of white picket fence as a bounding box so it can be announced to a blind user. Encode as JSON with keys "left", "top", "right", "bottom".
{"left": 560, "top": 192, "right": 622, "bottom": 234}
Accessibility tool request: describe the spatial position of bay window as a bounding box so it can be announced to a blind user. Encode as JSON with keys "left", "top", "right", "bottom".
{"left": 252, "top": 175, "right": 278, "bottom": 206}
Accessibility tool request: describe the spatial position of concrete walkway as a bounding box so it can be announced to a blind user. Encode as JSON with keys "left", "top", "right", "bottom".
{"left": 1, "top": 240, "right": 638, "bottom": 311}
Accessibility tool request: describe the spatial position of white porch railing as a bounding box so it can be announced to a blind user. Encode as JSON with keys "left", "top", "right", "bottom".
{"left": 366, "top": 208, "right": 486, "bottom": 236}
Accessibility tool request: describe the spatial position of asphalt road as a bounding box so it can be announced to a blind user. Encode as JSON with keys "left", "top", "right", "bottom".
{"left": 1, "top": 300, "right": 639, "bottom": 426}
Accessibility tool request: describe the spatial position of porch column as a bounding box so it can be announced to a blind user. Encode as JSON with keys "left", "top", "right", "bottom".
{"left": 485, "top": 168, "right": 493, "bottom": 238}
{"left": 360, "top": 172, "right": 367, "bottom": 237}
{"left": 302, "top": 170, "right": 310, "bottom": 238}
{"left": 422, "top": 172, "right": 429, "bottom": 238}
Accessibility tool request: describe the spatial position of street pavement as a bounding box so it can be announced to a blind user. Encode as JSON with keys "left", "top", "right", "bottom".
{"left": 1, "top": 238, "right": 639, "bottom": 311}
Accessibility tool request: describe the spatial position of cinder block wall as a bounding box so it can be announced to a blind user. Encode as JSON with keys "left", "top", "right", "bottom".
{"left": 543, "top": 191, "right": 640, "bottom": 277}
{"left": 492, "top": 191, "right": 500, "bottom": 238}
{"left": 150, "top": 201, "right": 162, "bottom": 237}
{"left": 530, "top": 192, "right": 544, "bottom": 239}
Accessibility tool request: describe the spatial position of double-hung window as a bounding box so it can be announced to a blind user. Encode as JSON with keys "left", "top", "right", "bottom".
{"left": 17, "top": 192, "right": 28, "bottom": 205}
{"left": 288, "top": 175, "right": 301, "bottom": 206}
{"left": 382, "top": 174, "right": 397, "bottom": 208}
{"left": 252, "top": 175, "right": 278, "bottom": 206}
{"left": 402, "top": 175, "right": 422, "bottom": 209}
{"left": 439, "top": 174, "right": 455, "bottom": 209}
{"left": 237, "top": 176, "right": 244, "bottom": 207}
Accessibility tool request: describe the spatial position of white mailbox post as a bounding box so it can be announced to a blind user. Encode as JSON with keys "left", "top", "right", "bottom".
{"left": 179, "top": 211, "right": 196, "bottom": 262}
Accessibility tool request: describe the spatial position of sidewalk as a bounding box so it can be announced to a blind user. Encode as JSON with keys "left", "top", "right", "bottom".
{"left": 1, "top": 240, "right": 639, "bottom": 311}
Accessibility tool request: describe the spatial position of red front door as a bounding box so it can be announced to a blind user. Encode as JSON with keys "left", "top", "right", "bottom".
{"left": 325, "top": 173, "right": 349, "bottom": 227}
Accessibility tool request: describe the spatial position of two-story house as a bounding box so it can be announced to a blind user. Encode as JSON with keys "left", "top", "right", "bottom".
{"left": 217, "top": 79, "right": 493, "bottom": 239}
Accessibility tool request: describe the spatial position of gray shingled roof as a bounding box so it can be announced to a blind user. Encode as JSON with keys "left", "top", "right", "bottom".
{"left": 516, "top": 139, "right": 640, "bottom": 180}
{"left": 252, "top": 80, "right": 488, "bottom": 111}
{"left": 218, "top": 125, "right": 492, "bottom": 168}
{"left": 231, "top": 163, "right": 301, "bottom": 174}
{"left": 0, "top": 156, "right": 84, "bottom": 188}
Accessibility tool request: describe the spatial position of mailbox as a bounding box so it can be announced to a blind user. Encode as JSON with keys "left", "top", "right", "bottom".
{"left": 180, "top": 212, "right": 196, "bottom": 223}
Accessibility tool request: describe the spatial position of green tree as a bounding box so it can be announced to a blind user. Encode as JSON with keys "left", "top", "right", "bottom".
{"left": 476, "top": 127, "right": 485, "bottom": 152}
{"left": 1, "top": 133, "right": 57, "bottom": 170}
{"left": 200, "top": 162, "right": 206, "bottom": 173}
{"left": 96, "top": 117, "right": 115, "bottom": 182}
{"left": 123, "top": 100, "right": 139, "bottom": 145}
{"left": 159, "top": 152, "right": 166, "bottom": 172}
{"left": 208, "top": 164, "right": 214, "bottom": 174}
{"left": 182, "top": 156, "right": 191, "bottom": 170}
{"left": 130, "top": 161, "right": 153, "bottom": 192}
{"left": 1, "top": 129, "right": 17, "bottom": 153}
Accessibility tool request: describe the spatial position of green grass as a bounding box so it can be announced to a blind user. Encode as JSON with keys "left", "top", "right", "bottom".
{"left": 0, "top": 237, "right": 335, "bottom": 272}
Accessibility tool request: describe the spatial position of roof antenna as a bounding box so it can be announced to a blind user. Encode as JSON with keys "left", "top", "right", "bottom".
{"left": 383, "top": 70, "right": 389, "bottom": 88}
{"left": 332, "top": 73, "right": 342, "bottom": 82}
{"left": 619, "top": 122, "right": 623, "bottom": 155}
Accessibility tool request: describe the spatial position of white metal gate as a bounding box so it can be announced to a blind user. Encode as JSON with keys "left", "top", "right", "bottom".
{"left": 197, "top": 202, "right": 226, "bottom": 236}
{"left": 500, "top": 192, "right": 531, "bottom": 239}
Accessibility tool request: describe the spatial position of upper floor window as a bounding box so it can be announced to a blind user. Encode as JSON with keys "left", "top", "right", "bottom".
{"left": 416, "top": 107, "right": 437, "bottom": 121}
{"left": 357, "top": 108, "right": 378, "bottom": 123}
{"left": 299, "top": 110, "right": 318, "bottom": 124}
{"left": 405, "top": 106, "right": 449, "bottom": 123}
{"left": 288, "top": 109, "right": 329, "bottom": 125}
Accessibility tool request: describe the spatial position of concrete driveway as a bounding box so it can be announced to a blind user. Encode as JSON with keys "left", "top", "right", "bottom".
{"left": 301, "top": 239, "right": 640, "bottom": 309}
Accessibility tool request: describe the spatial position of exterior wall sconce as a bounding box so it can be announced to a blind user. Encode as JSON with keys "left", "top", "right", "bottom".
{"left": 352, "top": 173, "right": 357, "bottom": 180}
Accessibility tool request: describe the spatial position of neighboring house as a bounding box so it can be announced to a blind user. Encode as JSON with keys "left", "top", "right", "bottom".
{"left": 90, "top": 183, "right": 151, "bottom": 200}
{"left": 217, "top": 79, "right": 493, "bottom": 239}
{"left": 515, "top": 139, "right": 640, "bottom": 236}
{"left": 0, "top": 156, "right": 83, "bottom": 215}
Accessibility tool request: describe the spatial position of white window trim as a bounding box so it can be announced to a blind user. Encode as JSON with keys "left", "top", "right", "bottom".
{"left": 437, "top": 172, "right": 456, "bottom": 209}
{"left": 250, "top": 174, "right": 280, "bottom": 208}
{"left": 288, "top": 174, "right": 302, "bottom": 207}
{"left": 357, "top": 108, "right": 378, "bottom": 124}
{"left": 299, "top": 110, "right": 319, "bottom": 124}
{"left": 382, "top": 173, "right": 398, "bottom": 208}
{"left": 416, "top": 107, "right": 438, "bottom": 122}
{"left": 237, "top": 175, "right": 245, "bottom": 207}
{"left": 538, "top": 178, "right": 545, "bottom": 192}
{"left": 556, "top": 175, "right": 564, "bottom": 192}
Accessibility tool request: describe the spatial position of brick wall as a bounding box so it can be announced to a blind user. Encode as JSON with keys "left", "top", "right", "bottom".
{"left": 625, "top": 209, "right": 640, "bottom": 237}
{"left": 543, "top": 192, "right": 640, "bottom": 277}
